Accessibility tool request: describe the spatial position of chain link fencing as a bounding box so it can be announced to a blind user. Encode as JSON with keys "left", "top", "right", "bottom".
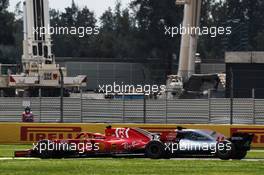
{"left": 0, "top": 94, "right": 263, "bottom": 124}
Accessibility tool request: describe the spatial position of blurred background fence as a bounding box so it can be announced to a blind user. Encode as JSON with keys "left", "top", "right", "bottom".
{"left": 0, "top": 96, "right": 263, "bottom": 124}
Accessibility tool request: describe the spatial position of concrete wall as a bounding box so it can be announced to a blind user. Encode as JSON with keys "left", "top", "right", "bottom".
{"left": 225, "top": 52, "right": 264, "bottom": 63}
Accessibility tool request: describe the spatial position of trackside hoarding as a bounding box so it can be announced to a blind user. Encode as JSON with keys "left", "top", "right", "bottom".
{"left": 0, "top": 123, "right": 263, "bottom": 148}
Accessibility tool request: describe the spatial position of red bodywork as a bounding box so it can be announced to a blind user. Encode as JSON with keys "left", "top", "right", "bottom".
{"left": 67, "top": 127, "right": 152, "bottom": 154}
{"left": 15, "top": 127, "right": 154, "bottom": 157}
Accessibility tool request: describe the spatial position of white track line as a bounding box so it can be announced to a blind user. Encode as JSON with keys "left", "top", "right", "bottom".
{"left": 0, "top": 158, "right": 39, "bottom": 160}
{"left": 250, "top": 150, "right": 264, "bottom": 152}
{"left": 170, "top": 158, "right": 264, "bottom": 161}
{"left": 0, "top": 157, "right": 263, "bottom": 161}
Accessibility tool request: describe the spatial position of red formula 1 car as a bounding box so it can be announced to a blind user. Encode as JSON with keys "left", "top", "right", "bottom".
{"left": 15, "top": 126, "right": 254, "bottom": 160}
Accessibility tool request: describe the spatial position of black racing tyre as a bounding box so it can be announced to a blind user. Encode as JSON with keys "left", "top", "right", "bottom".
{"left": 35, "top": 140, "right": 54, "bottom": 159}
{"left": 216, "top": 141, "right": 234, "bottom": 160}
{"left": 232, "top": 150, "right": 247, "bottom": 160}
{"left": 40, "top": 149, "right": 53, "bottom": 159}
{"left": 145, "top": 141, "right": 166, "bottom": 159}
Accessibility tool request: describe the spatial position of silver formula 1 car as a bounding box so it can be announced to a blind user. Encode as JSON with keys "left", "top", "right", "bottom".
{"left": 146, "top": 127, "right": 254, "bottom": 160}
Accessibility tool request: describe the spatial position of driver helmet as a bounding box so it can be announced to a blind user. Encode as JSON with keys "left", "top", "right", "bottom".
{"left": 25, "top": 106, "right": 31, "bottom": 114}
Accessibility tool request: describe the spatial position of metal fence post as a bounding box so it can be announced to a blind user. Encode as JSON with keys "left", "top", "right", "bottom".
{"left": 143, "top": 92, "right": 146, "bottom": 124}
{"left": 122, "top": 93, "right": 125, "bottom": 123}
{"left": 59, "top": 68, "right": 64, "bottom": 123}
{"left": 230, "top": 68, "right": 234, "bottom": 125}
{"left": 39, "top": 88, "right": 42, "bottom": 123}
{"left": 165, "top": 91, "right": 168, "bottom": 124}
{"left": 252, "top": 88, "right": 256, "bottom": 124}
{"left": 230, "top": 98, "right": 233, "bottom": 125}
{"left": 80, "top": 88, "right": 83, "bottom": 123}
{"left": 208, "top": 89, "right": 211, "bottom": 124}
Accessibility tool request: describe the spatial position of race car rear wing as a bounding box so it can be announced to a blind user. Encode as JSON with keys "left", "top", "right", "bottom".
{"left": 230, "top": 132, "right": 254, "bottom": 151}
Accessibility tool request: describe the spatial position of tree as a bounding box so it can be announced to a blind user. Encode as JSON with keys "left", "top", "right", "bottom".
{"left": 111, "top": 2, "right": 137, "bottom": 58}
{"left": 51, "top": 2, "right": 99, "bottom": 57}
{"left": 0, "top": 0, "right": 17, "bottom": 64}
{"left": 198, "top": 0, "right": 228, "bottom": 61}
{"left": 0, "top": 0, "right": 9, "bottom": 12}
{"left": 98, "top": 8, "right": 115, "bottom": 57}
{"left": 223, "top": 0, "right": 264, "bottom": 51}
{"left": 130, "top": 0, "right": 183, "bottom": 74}
{"left": 98, "top": 2, "right": 139, "bottom": 59}
{"left": 76, "top": 7, "right": 98, "bottom": 57}
{"left": 2, "top": 0, "right": 263, "bottom": 66}
{"left": 0, "top": 0, "right": 15, "bottom": 45}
